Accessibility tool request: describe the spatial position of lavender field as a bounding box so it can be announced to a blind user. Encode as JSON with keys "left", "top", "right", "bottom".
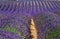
{"left": 0, "top": 1, "right": 60, "bottom": 39}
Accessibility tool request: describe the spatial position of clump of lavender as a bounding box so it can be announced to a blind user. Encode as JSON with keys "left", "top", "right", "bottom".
{"left": 32, "top": 12, "right": 60, "bottom": 39}
{"left": 0, "top": 14, "right": 31, "bottom": 39}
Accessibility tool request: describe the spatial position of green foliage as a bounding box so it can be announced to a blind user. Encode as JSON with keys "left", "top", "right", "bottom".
{"left": 46, "top": 27, "right": 60, "bottom": 39}
{"left": 0, "top": 26, "right": 22, "bottom": 35}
